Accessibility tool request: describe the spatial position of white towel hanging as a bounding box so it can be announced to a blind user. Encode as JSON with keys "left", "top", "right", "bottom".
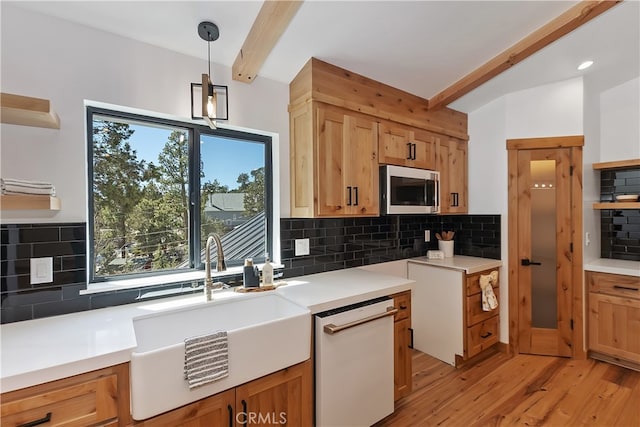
{"left": 479, "top": 271, "right": 498, "bottom": 311}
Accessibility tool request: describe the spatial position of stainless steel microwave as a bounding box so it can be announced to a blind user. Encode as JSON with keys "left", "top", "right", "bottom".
{"left": 380, "top": 165, "right": 440, "bottom": 214}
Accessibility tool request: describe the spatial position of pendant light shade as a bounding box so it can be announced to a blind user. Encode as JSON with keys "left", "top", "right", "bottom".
{"left": 190, "top": 21, "right": 228, "bottom": 128}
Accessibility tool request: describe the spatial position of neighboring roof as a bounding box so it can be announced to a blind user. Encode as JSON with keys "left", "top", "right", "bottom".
{"left": 205, "top": 193, "right": 245, "bottom": 212}
{"left": 178, "top": 211, "right": 266, "bottom": 269}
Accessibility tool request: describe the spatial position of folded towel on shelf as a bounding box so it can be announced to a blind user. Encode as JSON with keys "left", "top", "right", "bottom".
{"left": 1, "top": 178, "right": 56, "bottom": 196}
{"left": 184, "top": 331, "right": 229, "bottom": 390}
{"left": 479, "top": 270, "right": 499, "bottom": 312}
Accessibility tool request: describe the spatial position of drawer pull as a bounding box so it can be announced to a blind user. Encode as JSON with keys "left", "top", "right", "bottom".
{"left": 480, "top": 332, "right": 492, "bottom": 339}
{"left": 18, "top": 412, "right": 52, "bottom": 427}
{"left": 399, "top": 304, "right": 407, "bottom": 310}
{"left": 613, "top": 285, "right": 639, "bottom": 292}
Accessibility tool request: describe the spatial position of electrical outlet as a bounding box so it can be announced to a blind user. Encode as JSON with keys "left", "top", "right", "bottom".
{"left": 424, "top": 230, "right": 431, "bottom": 242}
{"left": 30, "top": 257, "right": 53, "bottom": 284}
{"left": 295, "top": 238, "right": 310, "bottom": 256}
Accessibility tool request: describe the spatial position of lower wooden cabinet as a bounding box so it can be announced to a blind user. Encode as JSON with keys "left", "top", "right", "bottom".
{"left": 133, "top": 360, "right": 313, "bottom": 427}
{"left": 587, "top": 271, "right": 640, "bottom": 369}
{"left": 463, "top": 270, "right": 500, "bottom": 360}
{"left": 1, "top": 364, "right": 129, "bottom": 427}
{"left": 391, "top": 291, "right": 412, "bottom": 401}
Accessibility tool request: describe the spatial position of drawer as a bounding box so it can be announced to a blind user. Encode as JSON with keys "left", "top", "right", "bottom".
{"left": 1, "top": 373, "right": 119, "bottom": 427}
{"left": 466, "top": 316, "right": 499, "bottom": 359}
{"left": 392, "top": 291, "right": 411, "bottom": 321}
{"left": 466, "top": 288, "right": 500, "bottom": 327}
{"left": 465, "top": 269, "right": 499, "bottom": 296}
{"left": 587, "top": 271, "right": 640, "bottom": 300}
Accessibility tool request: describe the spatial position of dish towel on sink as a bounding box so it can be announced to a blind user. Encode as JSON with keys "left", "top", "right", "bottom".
{"left": 479, "top": 270, "right": 499, "bottom": 312}
{"left": 184, "top": 331, "right": 229, "bottom": 389}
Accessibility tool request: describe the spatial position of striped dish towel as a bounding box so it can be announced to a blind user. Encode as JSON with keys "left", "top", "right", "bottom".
{"left": 184, "top": 331, "right": 229, "bottom": 389}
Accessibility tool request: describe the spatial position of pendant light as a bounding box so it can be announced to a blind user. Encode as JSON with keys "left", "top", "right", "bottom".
{"left": 190, "top": 21, "right": 228, "bottom": 129}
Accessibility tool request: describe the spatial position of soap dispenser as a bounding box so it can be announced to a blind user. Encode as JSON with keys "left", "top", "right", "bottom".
{"left": 243, "top": 258, "right": 260, "bottom": 288}
{"left": 262, "top": 255, "right": 274, "bottom": 287}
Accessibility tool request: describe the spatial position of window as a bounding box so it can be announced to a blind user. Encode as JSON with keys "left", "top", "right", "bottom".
{"left": 87, "top": 107, "right": 272, "bottom": 283}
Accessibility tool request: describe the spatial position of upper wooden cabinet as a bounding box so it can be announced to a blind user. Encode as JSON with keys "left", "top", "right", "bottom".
{"left": 290, "top": 102, "right": 379, "bottom": 217}
{"left": 438, "top": 138, "right": 468, "bottom": 214}
{"left": 379, "top": 121, "right": 439, "bottom": 170}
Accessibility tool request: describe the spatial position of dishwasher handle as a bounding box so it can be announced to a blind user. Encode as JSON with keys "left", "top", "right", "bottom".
{"left": 323, "top": 306, "right": 398, "bottom": 335}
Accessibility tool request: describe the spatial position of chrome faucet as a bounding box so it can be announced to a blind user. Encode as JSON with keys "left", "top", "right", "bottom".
{"left": 204, "top": 233, "right": 226, "bottom": 301}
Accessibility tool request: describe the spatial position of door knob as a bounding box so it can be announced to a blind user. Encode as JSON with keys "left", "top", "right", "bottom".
{"left": 521, "top": 258, "right": 542, "bottom": 266}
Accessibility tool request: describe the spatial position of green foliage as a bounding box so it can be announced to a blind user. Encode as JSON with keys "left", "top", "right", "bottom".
{"left": 237, "top": 167, "right": 265, "bottom": 217}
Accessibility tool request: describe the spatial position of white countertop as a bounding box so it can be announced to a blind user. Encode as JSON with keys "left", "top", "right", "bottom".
{"left": 276, "top": 268, "right": 414, "bottom": 314}
{"left": 584, "top": 258, "right": 640, "bottom": 277}
{"left": 1, "top": 268, "right": 413, "bottom": 393}
{"left": 408, "top": 255, "right": 502, "bottom": 274}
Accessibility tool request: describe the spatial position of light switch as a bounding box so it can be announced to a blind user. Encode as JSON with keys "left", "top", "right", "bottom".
{"left": 295, "top": 238, "right": 310, "bottom": 256}
{"left": 424, "top": 230, "right": 431, "bottom": 242}
{"left": 31, "top": 257, "right": 53, "bottom": 284}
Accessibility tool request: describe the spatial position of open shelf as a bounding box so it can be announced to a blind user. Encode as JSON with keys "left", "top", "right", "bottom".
{"left": 0, "top": 194, "right": 61, "bottom": 211}
{"left": 0, "top": 92, "right": 60, "bottom": 129}
{"left": 593, "top": 202, "right": 640, "bottom": 210}
{"left": 592, "top": 159, "right": 640, "bottom": 170}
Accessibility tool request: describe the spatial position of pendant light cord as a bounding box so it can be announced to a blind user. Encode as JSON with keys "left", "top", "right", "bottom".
{"left": 207, "top": 35, "right": 212, "bottom": 81}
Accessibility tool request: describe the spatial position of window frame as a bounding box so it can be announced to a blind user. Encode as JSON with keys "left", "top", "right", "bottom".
{"left": 86, "top": 106, "right": 273, "bottom": 284}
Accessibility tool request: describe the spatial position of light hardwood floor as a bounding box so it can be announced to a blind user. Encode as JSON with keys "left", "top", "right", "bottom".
{"left": 376, "top": 349, "right": 640, "bottom": 426}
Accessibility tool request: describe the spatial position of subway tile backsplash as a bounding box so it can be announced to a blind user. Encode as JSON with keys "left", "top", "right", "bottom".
{"left": 2, "top": 214, "right": 501, "bottom": 323}
{"left": 280, "top": 215, "right": 501, "bottom": 279}
{"left": 600, "top": 168, "right": 640, "bottom": 262}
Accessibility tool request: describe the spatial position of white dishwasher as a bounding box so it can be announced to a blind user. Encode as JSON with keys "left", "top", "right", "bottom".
{"left": 315, "top": 296, "right": 397, "bottom": 427}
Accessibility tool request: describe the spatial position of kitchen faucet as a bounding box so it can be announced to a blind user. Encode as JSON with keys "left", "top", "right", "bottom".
{"left": 204, "top": 233, "right": 226, "bottom": 301}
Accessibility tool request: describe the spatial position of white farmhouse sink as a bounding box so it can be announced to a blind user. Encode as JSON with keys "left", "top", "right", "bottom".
{"left": 130, "top": 292, "right": 310, "bottom": 420}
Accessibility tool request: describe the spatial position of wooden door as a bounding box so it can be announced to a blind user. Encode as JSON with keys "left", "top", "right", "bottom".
{"left": 438, "top": 138, "right": 468, "bottom": 213}
{"left": 515, "top": 148, "right": 573, "bottom": 357}
{"left": 316, "top": 106, "right": 347, "bottom": 216}
{"left": 346, "top": 114, "right": 379, "bottom": 216}
{"left": 132, "top": 389, "right": 235, "bottom": 427}
{"left": 235, "top": 360, "right": 312, "bottom": 427}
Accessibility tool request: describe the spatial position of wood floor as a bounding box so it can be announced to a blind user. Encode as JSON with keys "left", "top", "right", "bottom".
{"left": 376, "top": 349, "right": 640, "bottom": 426}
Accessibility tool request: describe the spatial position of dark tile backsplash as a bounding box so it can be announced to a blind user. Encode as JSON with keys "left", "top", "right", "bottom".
{"left": 2, "top": 215, "right": 501, "bottom": 324}
{"left": 600, "top": 168, "right": 640, "bottom": 262}
{"left": 280, "top": 214, "right": 501, "bottom": 279}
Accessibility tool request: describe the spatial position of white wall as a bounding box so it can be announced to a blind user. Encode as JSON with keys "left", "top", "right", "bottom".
{"left": 0, "top": 5, "right": 291, "bottom": 224}
{"left": 468, "top": 77, "right": 584, "bottom": 343}
{"left": 599, "top": 77, "right": 640, "bottom": 162}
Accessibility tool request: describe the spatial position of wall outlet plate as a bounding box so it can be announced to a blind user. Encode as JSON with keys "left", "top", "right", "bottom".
{"left": 294, "top": 238, "right": 310, "bottom": 256}
{"left": 31, "top": 257, "right": 53, "bottom": 284}
{"left": 424, "top": 230, "right": 430, "bottom": 242}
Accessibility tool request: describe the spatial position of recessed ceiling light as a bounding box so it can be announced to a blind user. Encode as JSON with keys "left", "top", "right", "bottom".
{"left": 578, "top": 60, "right": 594, "bottom": 71}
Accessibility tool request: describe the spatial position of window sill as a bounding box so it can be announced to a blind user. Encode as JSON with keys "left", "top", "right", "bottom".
{"left": 80, "top": 263, "right": 283, "bottom": 295}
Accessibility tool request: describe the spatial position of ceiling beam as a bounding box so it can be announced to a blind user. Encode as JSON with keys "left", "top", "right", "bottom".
{"left": 428, "top": 0, "right": 622, "bottom": 110}
{"left": 232, "top": 0, "right": 303, "bottom": 83}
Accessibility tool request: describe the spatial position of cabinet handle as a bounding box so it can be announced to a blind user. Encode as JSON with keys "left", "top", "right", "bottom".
{"left": 399, "top": 304, "right": 407, "bottom": 310}
{"left": 241, "top": 400, "right": 248, "bottom": 426}
{"left": 409, "top": 327, "right": 414, "bottom": 349}
{"left": 480, "top": 332, "right": 492, "bottom": 339}
{"left": 18, "top": 413, "right": 52, "bottom": 427}
{"left": 406, "top": 142, "right": 412, "bottom": 160}
{"left": 613, "top": 285, "right": 639, "bottom": 292}
{"left": 347, "top": 186, "right": 352, "bottom": 206}
{"left": 227, "top": 404, "right": 233, "bottom": 427}
{"left": 412, "top": 143, "right": 417, "bottom": 160}
{"left": 451, "top": 192, "right": 459, "bottom": 207}
{"left": 354, "top": 187, "right": 359, "bottom": 206}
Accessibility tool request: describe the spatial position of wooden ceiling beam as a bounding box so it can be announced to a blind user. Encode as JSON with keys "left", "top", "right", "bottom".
{"left": 232, "top": 0, "right": 303, "bottom": 83}
{"left": 427, "top": 0, "right": 622, "bottom": 111}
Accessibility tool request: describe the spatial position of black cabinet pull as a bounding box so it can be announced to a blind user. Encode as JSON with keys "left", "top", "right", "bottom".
{"left": 521, "top": 258, "right": 542, "bottom": 266}
{"left": 18, "top": 412, "right": 52, "bottom": 427}
{"left": 354, "top": 187, "right": 359, "bottom": 206}
{"left": 613, "top": 285, "right": 639, "bottom": 292}
{"left": 346, "top": 186, "right": 352, "bottom": 206}
{"left": 406, "top": 142, "right": 412, "bottom": 160}
{"left": 480, "top": 332, "right": 492, "bottom": 339}
{"left": 228, "top": 404, "right": 233, "bottom": 427}
{"left": 399, "top": 304, "right": 407, "bottom": 310}
{"left": 411, "top": 143, "right": 417, "bottom": 160}
{"left": 409, "top": 327, "right": 414, "bottom": 349}
{"left": 451, "top": 192, "right": 459, "bottom": 207}
{"left": 241, "top": 400, "right": 248, "bottom": 426}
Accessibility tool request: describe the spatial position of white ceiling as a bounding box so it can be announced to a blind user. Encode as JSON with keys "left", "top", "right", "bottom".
{"left": 8, "top": 1, "right": 640, "bottom": 113}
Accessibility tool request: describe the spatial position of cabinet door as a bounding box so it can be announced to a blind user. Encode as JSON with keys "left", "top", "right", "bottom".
{"left": 316, "top": 106, "right": 347, "bottom": 216}
{"left": 438, "top": 138, "right": 468, "bottom": 214}
{"left": 394, "top": 318, "right": 412, "bottom": 401}
{"left": 346, "top": 114, "right": 379, "bottom": 216}
{"left": 235, "top": 360, "right": 312, "bottom": 427}
{"left": 589, "top": 292, "right": 640, "bottom": 364}
{"left": 379, "top": 122, "right": 436, "bottom": 170}
{"left": 133, "top": 389, "right": 235, "bottom": 427}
